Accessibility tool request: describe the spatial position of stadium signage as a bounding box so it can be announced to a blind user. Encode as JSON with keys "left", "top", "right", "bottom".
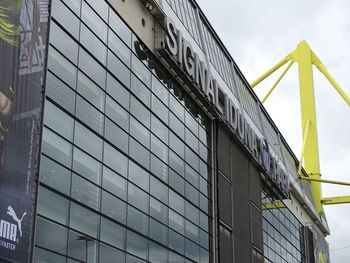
{"left": 157, "top": 17, "right": 290, "bottom": 196}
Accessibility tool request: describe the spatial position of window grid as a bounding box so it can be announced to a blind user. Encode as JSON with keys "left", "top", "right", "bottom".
{"left": 35, "top": 1, "right": 211, "bottom": 263}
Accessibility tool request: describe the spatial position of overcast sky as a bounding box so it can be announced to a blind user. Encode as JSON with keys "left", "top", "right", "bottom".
{"left": 196, "top": 0, "right": 350, "bottom": 262}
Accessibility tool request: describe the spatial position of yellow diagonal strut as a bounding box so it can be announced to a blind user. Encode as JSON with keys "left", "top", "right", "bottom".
{"left": 250, "top": 40, "right": 350, "bottom": 216}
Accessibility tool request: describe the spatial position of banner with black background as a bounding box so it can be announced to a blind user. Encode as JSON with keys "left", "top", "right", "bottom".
{"left": 0, "top": 0, "right": 49, "bottom": 262}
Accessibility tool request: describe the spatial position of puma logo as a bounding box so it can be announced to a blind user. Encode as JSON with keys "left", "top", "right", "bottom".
{"left": 7, "top": 206, "right": 26, "bottom": 237}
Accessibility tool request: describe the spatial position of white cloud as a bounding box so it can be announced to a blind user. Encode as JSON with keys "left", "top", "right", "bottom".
{"left": 196, "top": 0, "right": 350, "bottom": 262}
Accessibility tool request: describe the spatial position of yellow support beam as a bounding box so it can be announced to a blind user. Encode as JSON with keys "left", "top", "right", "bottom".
{"left": 298, "top": 119, "right": 311, "bottom": 176}
{"left": 261, "top": 61, "right": 294, "bottom": 103}
{"left": 299, "top": 176, "right": 350, "bottom": 186}
{"left": 322, "top": 196, "right": 350, "bottom": 205}
{"left": 262, "top": 201, "right": 286, "bottom": 210}
{"left": 250, "top": 53, "right": 292, "bottom": 88}
{"left": 251, "top": 40, "right": 350, "bottom": 215}
{"left": 294, "top": 41, "right": 323, "bottom": 215}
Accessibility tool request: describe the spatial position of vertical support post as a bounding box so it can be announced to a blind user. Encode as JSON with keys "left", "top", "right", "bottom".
{"left": 295, "top": 41, "right": 323, "bottom": 215}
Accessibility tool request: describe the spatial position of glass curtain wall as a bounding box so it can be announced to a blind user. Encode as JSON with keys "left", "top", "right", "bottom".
{"left": 33, "top": 0, "right": 212, "bottom": 263}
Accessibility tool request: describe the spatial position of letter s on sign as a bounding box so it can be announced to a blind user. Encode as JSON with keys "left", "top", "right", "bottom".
{"left": 165, "top": 17, "right": 178, "bottom": 56}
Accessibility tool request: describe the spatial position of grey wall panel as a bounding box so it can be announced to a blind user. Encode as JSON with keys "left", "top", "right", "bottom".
{"left": 218, "top": 173, "right": 232, "bottom": 226}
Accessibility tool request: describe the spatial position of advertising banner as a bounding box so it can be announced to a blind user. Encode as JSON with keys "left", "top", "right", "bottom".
{"left": 0, "top": 0, "right": 50, "bottom": 262}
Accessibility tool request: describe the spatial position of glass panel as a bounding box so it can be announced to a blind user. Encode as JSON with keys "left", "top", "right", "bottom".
{"left": 151, "top": 115, "right": 168, "bottom": 143}
{"left": 150, "top": 197, "right": 168, "bottom": 225}
{"left": 51, "top": 0, "right": 80, "bottom": 38}
{"left": 85, "top": 0, "right": 109, "bottom": 20}
{"left": 73, "top": 147, "right": 102, "bottom": 184}
{"left": 49, "top": 21, "right": 78, "bottom": 64}
{"left": 103, "top": 143, "right": 128, "bottom": 176}
{"left": 151, "top": 95, "right": 168, "bottom": 124}
{"left": 101, "top": 190, "right": 126, "bottom": 224}
{"left": 128, "top": 184, "right": 149, "bottom": 213}
{"left": 104, "top": 118, "right": 129, "bottom": 153}
{"left": 42, "top": 128, "right": 72, "bottom": 167}
{"left": 48, "top": 47, "right": 77, "bottom": 89}
{"left": 149, "top": 218, "right": 168, "bottom": 245}
{"left": 102, "top": 166, "right": 127, "bottom": 199}
{"left": 169, "top": 190, "right": 185, "bottom": 214}
{"left": 169, "top": 132, "right": 184, "bottom": 159}
{"left": 126, "top": 231, "right": 148, "bottom": 260}
{"left": 100, "top": 217, "right": 126, "bottom": 249}
{"left": 168, "top": 229, "right": 184, "bottom": 254}
{"left": 151, "top": 135, "right": 167, "bottom": 163}
{"left": 107, "top": 51, "right": 131, "bottom": 88}
{"left": 149, "top": 241, "right": 167, "bottom": 263}
{"left": 77, "top": 71, "right": 105, "bottom": 111}
{"left": 106, "top": 95, "right": 129, "bottom": 130}
{"left": 99, "top": 243, "right": 125, "bottom": 263}
{"left": 185, "top": 164, "right": 199, "bottom": 189}
{"left": 69, "top": 203, "right": 100, "bottom": 238}
{"left": 71, "top": 174, "right": 100, "bottom": 210}
{"left": 79, "top": 48, "right": 106, "bottom": 90}
{"left": 128, "top": 161, "right": 149, "bottom": 191}
{"left": 130, "top": 116, "right": 150, "bottom": 149}
{"left": 127, "top": 206, "right": 149, "bottom": 236}
{"left": 185, "top": 220, "right": 199, "bottom": 243}
{"left": 106, "top": 73, "right": 130, "bottom": 109}
{"left": 132, "top": 55, "right": 151, "bottom": 87}
{"left": 44, "top": 100, "right": 74, "bottom": 141}
{"left": 169, "top": 150, "right": 184, "bottom": 177}
{"left": 37, "top": 187, "right": 69, "bottom": 225}
{"left": 76, "top": 96, "right": 104, "bottom": 134}
{"left": 169, "top": 169, "right": 185, "bottom": 195}
{"left": 152, "top": 75, "right": 168, "bottom": 106}
{"left": 34, "top": 247, "right": 66, "bottom": 263}
{"left": 61, "top": 0, "right": 81, "bottom": 15}
{"left": 67, "top": 230, "right": 99, "bottom": 263}
{"left": 35, "top": 217, "right": 67, "bottom": 253}
{"left": 45, "top": 72, "right": 76, "bottom": 114}
{"left": 74, "top": 122, "right": 103, "bottom": 160}
{"left": 150, "top": 177, "right": 168, "bottom": 204}
{"left": 150, "top": 155, "right": 168, "bottom": 183}
{"left": 108, "top": 28, "right": 131, "bottom": 67}
{"left": 40, "top": 155, "right": 71, "bottom": 195}
{"left": 81, "top": 1, "right": 108, "bottom": 42}
{"left": 169, "top": 210, "right": 184, "bottom": 234}
{"left": 131, "top": 75, "right": 150, "bottom": 107}
{"left": 130, "top": 97, "right": 150, "bottom": 129}
{"left": 129, "top": 138, "right": 150, "bottom": 170}
{"left": 109, "top": 10, "right": 132, "bottom": 46}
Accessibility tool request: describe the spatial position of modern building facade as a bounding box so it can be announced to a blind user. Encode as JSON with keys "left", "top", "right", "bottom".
{"left": 0, "top": 0, "right": 330, "bottom": 262}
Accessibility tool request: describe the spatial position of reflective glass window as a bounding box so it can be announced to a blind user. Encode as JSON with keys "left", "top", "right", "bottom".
{"left": 102, "top": 166, "right": 127, "bottom": 199}
{"left": 100, "top": 217, "right": 126, "bottom": 249}
{"left": 128, "top": 184, "right": 149, "bottom": 213}
{"left": 69, "top": 203, "right": 100, "bottom": 238}
{"left": 103, "top": 143, "right": 128, "bottom": 177}
{"left": 35, "top": 217, "right": 67, "bottom": 253}
{"left": 74, "top": 122, "right": 103, "bottom": 160}
{"left": 73, "top": 147, "right": 101, "bottom": 184}
{"left": 101, "top": 190, "right": 126, "bottom": 223}
{"left": 40, "top": 156, "right": 71, "bottom": 195}
{"left": 71, "top": 174, "right": 100, "bottom": 210}
{"left": 149, "top": 218, "right": 168, "bottom": 245}
{"left": 37, "top": 187, "right": 69, "bottom": 225}
{"left": 127, "top": 206, "right": 149, "bottom": 236}
{"left": 45, "top": 72, "right": 76, "bottom": 114}
{"left": 106, "top": 73, "right": 130, "bottom": 109}
{"left": 44, "top": 100, "right": 74, "bottom": 141}
{"left": 48, "top": 47, "right": 77, "bottom": 89}
{"left": 42, "top": 128, "right": 72, "bottom": 167}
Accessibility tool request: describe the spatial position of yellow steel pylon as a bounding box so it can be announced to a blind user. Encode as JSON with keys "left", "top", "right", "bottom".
{"left": 251, "top": 40, "right": 350, "bottom": 216}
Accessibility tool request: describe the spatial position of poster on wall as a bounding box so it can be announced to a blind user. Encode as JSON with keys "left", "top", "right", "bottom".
{"left": 0, "top": 0, "right": 49, "bottom": 262}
